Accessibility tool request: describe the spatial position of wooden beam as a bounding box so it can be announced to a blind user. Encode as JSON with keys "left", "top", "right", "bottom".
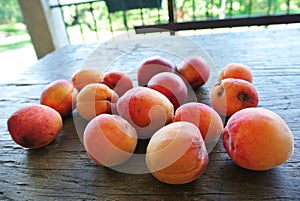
{"left": 18, "top": 0, "right": 68, "bottom": 59}
{"left": 135, "top": 14, "right": 300, "bottom": 34}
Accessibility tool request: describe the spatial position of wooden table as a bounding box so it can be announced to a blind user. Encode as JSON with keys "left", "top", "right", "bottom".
{"left": 1, "top": 28, "right": 299, "bottom": 200}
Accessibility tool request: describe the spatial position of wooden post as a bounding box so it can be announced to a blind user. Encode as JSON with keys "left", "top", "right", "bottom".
{"left": 219, "top": 0, "right": 227, "bottom": 19}
{"left": 167, "top": 0, "right": 175, "bottom": 35}
{"left": 18, "top": 0, "right": 68, "bottom": 59}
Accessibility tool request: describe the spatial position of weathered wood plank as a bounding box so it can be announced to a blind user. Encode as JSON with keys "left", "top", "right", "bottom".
{"left": 0, "top": 28, "right": 299, "bottom": 200}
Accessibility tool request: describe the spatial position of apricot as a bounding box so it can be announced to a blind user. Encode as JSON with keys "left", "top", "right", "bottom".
{"left": 116, "top": 87, "right": 174, "bottom": 139}
{"left": 137, "top": 56, "right": 177, "bottom": 86}
{"left": 219, "top": 63, "right": 253, "bottom": 83}
{"left": 76, "top": 83, "right": 118, "bottom": 121}
{"left": 40, "top": 79, "right": 78, "bottom": 117}
{"left": 147, "top": 72, "right": 187, "bottom": 110}
{"left": 177, "top": 56, "right": 210, "bottom": 89}
{"left": 173, "top": 102, "right": 224, "bottom": 153}
{"left": 101, "top": 71, "right": 133, "bottom": 97}
{"left": 146, "top": 122, "right": 209, "bottom": 184}
{"left": 83, "top": 114, "right": 138, "bottom": 166}
{"left": 71, "top": 68, "right": 104, "bottom": 91}
{"left": 223, "top": 107, "right": 294, "bottom": 171}
{"left": 209, "top": 78, "right": 259, "bottom": 116}
{"left": 7, "top": 104, "right": 62, "bottom": 149}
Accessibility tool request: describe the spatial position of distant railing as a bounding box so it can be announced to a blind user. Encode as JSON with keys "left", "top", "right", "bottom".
{"left": 49, "top": 0, "right": 300, "bottom": 43}
{"left": 135, "top": 0, "right": 300, "bottom": 33}
{"left": 49, "top": 0, "right": 115, "bottom": 43}
{"left": 49, "top": 0, "right": 167, "bottom": 43}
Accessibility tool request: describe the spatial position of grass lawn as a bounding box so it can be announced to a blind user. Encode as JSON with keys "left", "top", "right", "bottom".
{"left": 0, "top": 23, "right": 37, "bottom": 83}
{"left": 0, "top": 23, "right": 27, "bottom": 34}
{"left": 0, "top": 38, "right": 31, "bottom": 52}
{"left": 0, "top": 23, "right": 32, "bottom": 53}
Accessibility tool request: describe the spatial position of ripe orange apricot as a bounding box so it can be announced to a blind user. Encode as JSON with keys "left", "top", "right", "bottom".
{"left": 209, "top": 78, "right": 259, "bottom": 116}
{"left": 40, "top": 79, "right": 78, "bottom": 117}
{"left": 137, "top": 56, "right": 177, "bottom": 86}
{"left": 76, "top": 83, "right": 118, "bottom": 121}
{"left": 177, "top": 56, "right": 210, "bottom": 89}
{"left": 223, "top": 107, "right": 294, "bottom": 171}
{"left": 219, "top": 63, "right": 253, "bottom": 83}
{"left": 148, "top": 72, "right": 188, "bottom": 110}
{"left": 117, "top": 87, "right": 174, "bottom": 139}
{"left": 83, "top": 114, "right": 138, "bottom": 166}
{"left": 7, "top": 104, "right": 62, "bottom": 149}
{"left": 101, "top": 71, "right": 133, "bottom": 97}
{"left": 173, "top": 102, "right": 224, "bottom": 153}
{"left": 71, "top": 68, "right": 103, "bottom": 91}
{"left": 146, "top": 122, "right": 208, "bottom": 184}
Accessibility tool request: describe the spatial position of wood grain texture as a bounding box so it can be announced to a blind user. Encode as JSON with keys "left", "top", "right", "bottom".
{"left": 0, "top": 28, "right": 299, "bottom": 200}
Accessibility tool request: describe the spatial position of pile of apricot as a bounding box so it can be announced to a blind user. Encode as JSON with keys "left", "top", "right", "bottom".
{"left": 7, "top": 55, "right": 294, "bottom": 185}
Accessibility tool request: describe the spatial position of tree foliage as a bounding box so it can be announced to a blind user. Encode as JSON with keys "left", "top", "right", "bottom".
{"left": 0, "top": 0, "right": 23, "bottom": 24}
